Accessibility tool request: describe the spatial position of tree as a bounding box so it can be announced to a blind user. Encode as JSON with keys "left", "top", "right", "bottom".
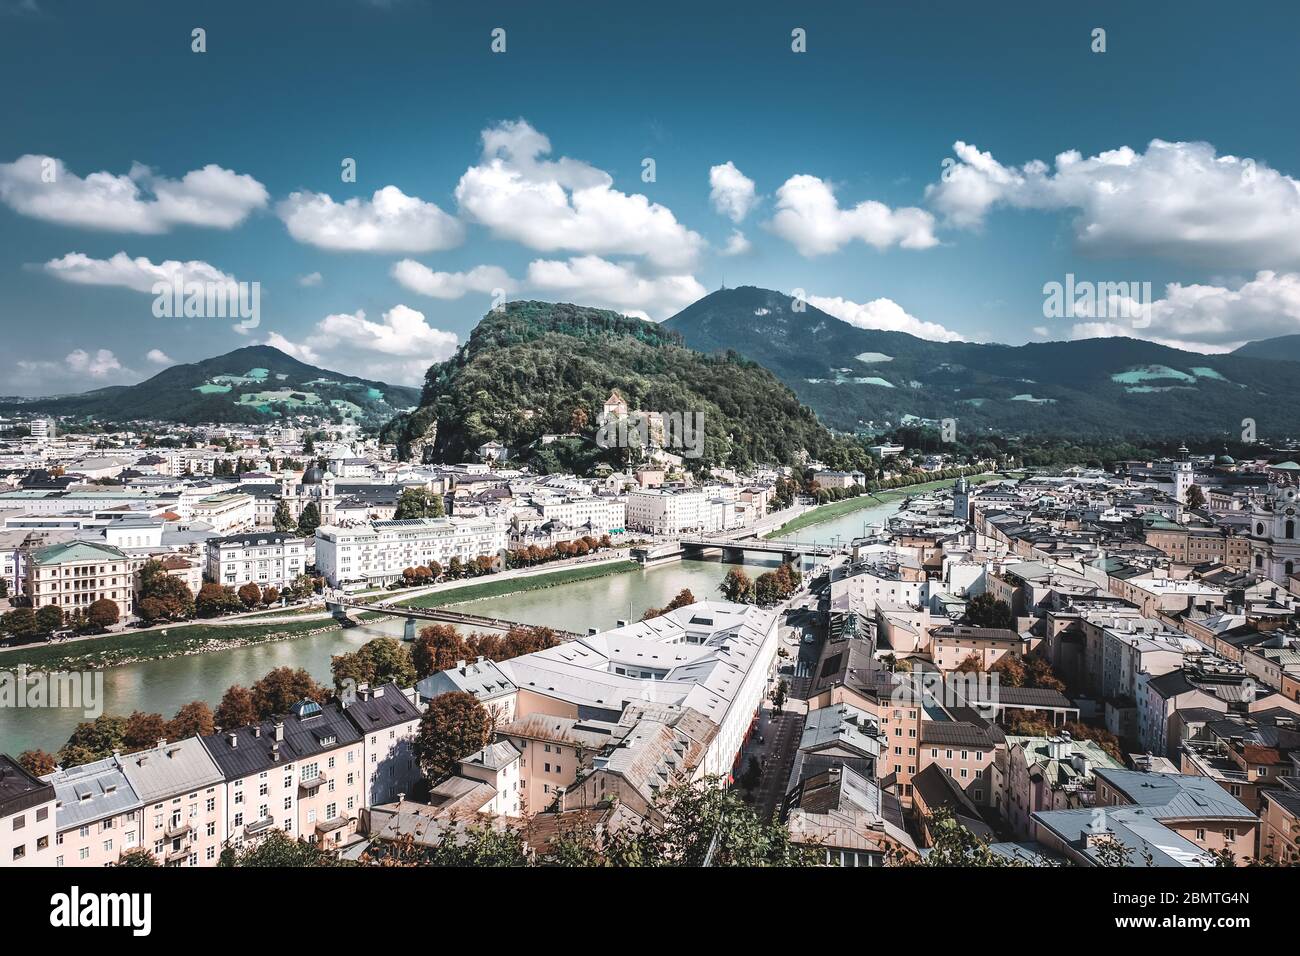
{"left": 753, "top": 572, "right": 781, "bottom": 606}
{"left": 261, "top": 586, "right": 280, "bottom": 606}
{"left": 218, "top": 829, "right": 339, "bottom": 868}
{"left": 115, "top": 848, "right": 161, "bottom": 867}
{"left": 272, "top": 499, "right": 296, "bottom": 532}
{"left": 214, "top": 685, "right": 257, "bottom": 729}
{"left": 250, "top": 667, "right": 327, "bottom": 719}
{"left": 167, "top": 701, "right": 215, "bottom": 739}
{"left": 196, "top": 583, "right": 243, "bottom": 617}
{"left": 297, "top": 501, "right": 321, "bottom": 536}
{"left": 17, "top": 749, "right": 57, "bottom": 776}
{"left": 411, "top": 624, "right": 472, "bottom": 678}
{"left": 771, "top": 678, "right": 788, "bottom": 714}
{"left": 1185, "top": 484, "right": 1207, "bottom": 510}
{"left": 138, "top": 561, "right": 194, "bottom": 618}
{"left": 989, "top": 655, "right": 1027, "bottom": 687}
{"left": 237, "top": 583, "right": 262, "bottom": 609}
{"left": 1, "top": 607, "right": 36, "bottom": 637}
{"left": 954, "top": 653, "right": 982, "bottom": 674}
{"left": 888, "top": 809, "right": 1039, "bottom": 867}
{"left": 413, "top": 691, "right": 490, "bottom": 782}
{"left": 332, "top": 637, "right": 417, "bottom": 693}
{"left": 964, "top": 593, "right": 1014, "bottom": 630}
{"left": 35, "top": 604, "right": 64, "bottom": 633}
{"left": 123, "top": 711, "right": 168, "bottom": 751}
{"left": 544, "top": 776, "right": 819, "bottom": 867}
{"left": 395, "top": 487, "right": 444, "bottom": 519}
{"left": 58, "top": 714, "right": 128, "bottom": 767}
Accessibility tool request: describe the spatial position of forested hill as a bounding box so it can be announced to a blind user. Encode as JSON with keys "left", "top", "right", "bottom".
{"left": 387, "top": 300, "right": 871, "bottom": 473}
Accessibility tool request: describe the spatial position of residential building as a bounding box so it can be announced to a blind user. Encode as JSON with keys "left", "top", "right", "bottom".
{"left": 314, "top": 516, "right": 507, "bottom": 587}
{"left": 0, "top": 755, "right": 56, "bottom": 866}
{"left": 46, "top": 757, "right": 143, "bottom": 867}
{"left": 192, "top": 492, "right": 256, "bottom": 535}
{"left": 205, "top": 530, "right": 306, "bottom": 589}
{"left": 118, "top": 739, "right": 225, "bottom": 867}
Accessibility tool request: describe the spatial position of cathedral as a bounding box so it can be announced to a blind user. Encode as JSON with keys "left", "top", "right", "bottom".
{"left": 276, "top": 464, "right": 337, "bottom": 525}
{"left": 1249, "top": 479, "right": 1300, "bottom": 586}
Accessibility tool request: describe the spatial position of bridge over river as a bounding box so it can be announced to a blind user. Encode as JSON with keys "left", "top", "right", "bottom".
{"left": 633, "top": 535, "right": 837, "bottom": 565}
{"left": 325, "top": 597, "right": 584, "bottom": 642}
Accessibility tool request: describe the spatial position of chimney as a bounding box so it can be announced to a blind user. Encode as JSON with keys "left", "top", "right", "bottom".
{"left": 227, "top": 732, "right": 238, "bottom": 748}
{"left": 373, "top": 686, "right": 384, "bottom": 698}
{"left": 274, "top": 721, "right": 284, "bottom": 742}
{"left": 157, "top": 737, "right": 167, "bottom": 749}
{"left": 456, "top": 660, "right": 466, "bottom": 672}
{"left": 252, "top": 725, "right": 261, "bottom": 738}
{"left": 271, "top": 741, "right": 281, "bottom": 762}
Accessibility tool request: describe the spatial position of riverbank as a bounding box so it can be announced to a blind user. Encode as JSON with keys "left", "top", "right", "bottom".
{"left": 764, "top": 472, "right": 998, "bottom": 539}
{"left": 0, "top": 559, "right": 642, "bottom": 673}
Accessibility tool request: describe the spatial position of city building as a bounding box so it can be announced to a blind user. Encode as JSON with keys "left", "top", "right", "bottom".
{"left": 205, "top": 530, "right": 307, "bottom": 590}
{"left": 314, "top": 516, "right": 507, "bottom": 587}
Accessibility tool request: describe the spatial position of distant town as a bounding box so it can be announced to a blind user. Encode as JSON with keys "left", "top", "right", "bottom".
{"left": 0, "top": 394, "right": 1297, "bottom": 871}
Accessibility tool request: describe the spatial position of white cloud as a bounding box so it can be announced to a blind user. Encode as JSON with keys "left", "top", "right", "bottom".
{"left": 720, "top": 230, "right": 752, "bottom": 256}
{"left": 265, "top": 304, "right": 459, "bottom": 385}
{"left": 926, "top": 139, "right": 1300, "bottom": 268}
{"left": 768, "top": 174, "right": 938, "bottom": 256}
{"left": 278, "top": 185, "right": 464, "bottom": 253}
{"left": 1032, "top": 326, "right": 1049, "bottom": 338}
{"left": 455, "top": 119, "right": 704, "bottom": 269}
{"left": 12, "top": 348, "right": 135, "bottom": 395}
{"left": 145, "top": 349, "right": 174, "bottom": 365}
{"left": 1066, "top": 270, "right": 1300, "bottom": 352}
{"left": 0, "top": 155, "right": 267, "bottom": 232}
{"left": 41, "top": 251, "right": 237, "bottom": 294}
{"left": 709, "top": 161, "right": 757, "bottom": 223}
{"left": 391, "top": 260, "right": 515, "bottom": 299}
{"left": 806, "top": 294, "right": 965, "bottom": 343}
{"left": 297, "top": 271, "right": 323, "bottom": 287}
{"left": 524, "top": 255, "right": 706, "bottom": 322}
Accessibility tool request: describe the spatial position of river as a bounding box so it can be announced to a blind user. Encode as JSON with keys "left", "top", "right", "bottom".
{"left": 0, "top": 555, "right": 782, "bottom": 755}
{"left": 0, "top": 493, "right": 917, "bottom": 756}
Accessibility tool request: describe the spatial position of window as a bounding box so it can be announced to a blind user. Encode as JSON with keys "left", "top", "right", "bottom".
{"left": 12, "top": 845, "right": 25, "bottom": 861}
{"left": 12, "top": 814, "right": 23, "bottom": 831}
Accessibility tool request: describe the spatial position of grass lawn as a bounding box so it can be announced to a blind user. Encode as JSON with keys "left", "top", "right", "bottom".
{"left": 0, "top": 616, "right": 341, "bottom": 671}
{"left": 764, "top": 472, "right": 1000, "bottom": 538}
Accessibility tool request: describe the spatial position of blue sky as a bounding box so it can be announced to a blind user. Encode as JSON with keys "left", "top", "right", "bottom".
{"left": 2, "top": 0, "right": 1299, "bottom": 394}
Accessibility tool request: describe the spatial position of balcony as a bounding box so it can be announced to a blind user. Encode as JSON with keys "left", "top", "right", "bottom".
{"left": 243, "top": 815, "right": 276, "bottom": 838}
{"left": 299, "top": 773, "right": 328, "bottom": 795}
{"left": 164, "top": 844, "right": 192, "bottom": 864}
{"left": 1182, "top": 742, "right": 1252, "bottom": 783}
{"left": 164, "top": 822, "right": 192, "bottom": 840}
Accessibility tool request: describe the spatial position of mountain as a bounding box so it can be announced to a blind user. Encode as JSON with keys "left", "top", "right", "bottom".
{"left": 664, "top": 287, "right": 1299, "bottom": 440}
{"left": 0, "top": 345, "right": 421, "bottom": 426}
{"left": 388, "top": 300, "right": 869, "bottom": 472}
{"left": 1233, "top": 334, "right": 1300, "bottom": 363}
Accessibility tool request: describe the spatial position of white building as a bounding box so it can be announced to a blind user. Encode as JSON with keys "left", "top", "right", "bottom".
{"left": 535, "top": 495, "right": 626, "bottom": 535}
{"left": 626, "top": 488, "right": 707, "bottom": 536}
{"left": 314, "top": 515, "right": 507, "bottom": 587}
{"left": 191, "top": 492, "right": 256, "bottom": 535}
{"left": 205, "top": 531, "right": 307, "bottom": 590}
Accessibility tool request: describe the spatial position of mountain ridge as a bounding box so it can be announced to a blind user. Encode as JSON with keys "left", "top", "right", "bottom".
{"left": 0, "top": 345, "right": 421, "bottom": 426}
{"left": 663, "top": 286, "right": 1297, "bottom": 439}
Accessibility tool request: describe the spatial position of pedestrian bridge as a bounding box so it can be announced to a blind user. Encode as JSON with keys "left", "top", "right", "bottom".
{"left": 325, "top": 597, "right": 582, "bottom": 642}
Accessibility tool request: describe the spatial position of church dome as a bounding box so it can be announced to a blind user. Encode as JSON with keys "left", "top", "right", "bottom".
{"left": 302, "top": 464, "right": 324, "bottom": 484}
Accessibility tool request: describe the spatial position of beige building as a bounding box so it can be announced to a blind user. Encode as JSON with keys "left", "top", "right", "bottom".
{"left": 119, "top": 739, "right": 225, "bottom": 867}
{"left": 497, "top": 713, "right": 625, "bottom": 813}
{"left": 26, "top": 540, "right": 133, "bottom": 622}
{"left": 47, "top": 756, "right": 143, "bottom": 867}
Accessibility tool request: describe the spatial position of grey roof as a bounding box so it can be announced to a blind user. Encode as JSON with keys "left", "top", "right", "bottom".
{"left": 416, "top": 658, "right": 516, "bottom": 703}
{"left": 46, "top": 757, "right": 142, "bottom": 829}
{"left": 1093, "top": 768, "right": 1255, "bottom": 821}
{"left": 1032, "top": 806, "right": 1212, "bottom": 867}
{"left": 920, "top": 719, "right": 1004, "bottom": 749}
{"left": 461, "top": 740, "right": 520, "bottom": 772}
{"left": 118, "top": 738, "right": 224, "bottom": 804}
{"left": 342, "top": 683, "right": 422, "bottom": 734}
{"left": 201, "top": 699, "right": 363, "bottom": 781}
{"left": 0, "top": 755, "right": 55, "bottom": 817}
